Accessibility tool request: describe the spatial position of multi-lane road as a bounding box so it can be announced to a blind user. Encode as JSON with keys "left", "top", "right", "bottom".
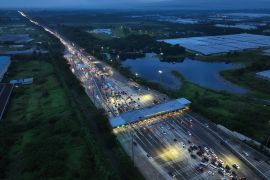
{"left": 20, "top": 11, "right": 270, "bottom": 180}
{"left": 115, "top": 111, "right": 260, "bottom": 179}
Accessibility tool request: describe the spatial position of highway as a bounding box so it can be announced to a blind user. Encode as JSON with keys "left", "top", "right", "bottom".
{"left": 0, "top": 83, "right": 13, "bottom": 120}
{"left": 115, "top": 112, "right": 260, "bottom": 179}
{"left": 19, "top": 11, "right": 269, "bottom": 180}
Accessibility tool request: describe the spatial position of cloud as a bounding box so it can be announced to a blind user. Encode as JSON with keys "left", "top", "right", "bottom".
{"left": 1, "top": 0, "right": 269, "bottom": 9}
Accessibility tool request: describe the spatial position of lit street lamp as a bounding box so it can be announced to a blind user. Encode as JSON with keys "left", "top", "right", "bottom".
{"left": 158, "top": 70, "right": 163, "bottom": 83}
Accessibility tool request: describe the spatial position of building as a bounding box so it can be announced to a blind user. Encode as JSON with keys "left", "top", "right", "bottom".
{"left": 161, "top": 33, "right": 270, "bottom": 56}
{"left": 109, "top": 98, "right": 191, "bottom": 128}
{"left": 0, "top": 34, "right": 33, "bottom": 44}
{"left": 263, "top": 49, "right": 270, "bottom": 56}
{"left": 0, "top": 56, "right": 11, "bottom": 82}
{"left": 256, "top": 70, "right": 270, "bottom": 81}
{"left": 10, "top": 77, "right": 34, "bottom": 85}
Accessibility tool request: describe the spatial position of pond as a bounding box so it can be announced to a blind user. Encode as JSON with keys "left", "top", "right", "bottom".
{"left": 122, "top": 53, "right": 247, "bottom": 94}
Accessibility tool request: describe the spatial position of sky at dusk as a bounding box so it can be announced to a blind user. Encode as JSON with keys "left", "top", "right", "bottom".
{"left": 1, "top": 0, "right": 270, "bottom": 9}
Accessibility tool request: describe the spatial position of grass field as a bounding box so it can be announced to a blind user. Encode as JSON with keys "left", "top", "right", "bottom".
{"left": 170, "top": 71, "right": 270, "bottom": 144}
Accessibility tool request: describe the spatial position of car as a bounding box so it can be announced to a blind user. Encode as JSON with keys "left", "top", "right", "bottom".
{"left": 200, "top": 162, "right": 208, "bottom": 167}
{"left": 218, "top": 169, "right": 224, "bottom": 176}
{"left": 162, "top": 131, "right": 167, "bottom": 135}
{"left": 209, "top": 164, "right": 218, "bottom": 170}
{"left": 208, "top": 171, "right": 214, "bottom": 176}
{"left": 242, "top": 151, "right": 249, "bottom": 157}
{"left": 218, "top": 162, "right": 223, "bottom": 168}
{"left": 182, "top": 142, "right": 186, "bottom": 148}
{"left": 197, "top": 151, "right": 203, "bottom": 156}
{"left": 219, "top": 168, "right": 225, "bottom": 173}
{"left": 218, "top": 159, "right": 224, "bottom": 166}
{"left": 232, "top": 164, "right": 239, "bottom": 170}
{"left": 190, "top": 154, "right": 197, "bottom": 159}
{"left": 188, "top": 131, "right": 192, "bottom": 136}
{"left": 226, "top": 172, "right": 233, "bottom": 178}
{"left": 231, "top": 171, "right": 237, "bottom": 176}
{"left": 173, "top": 138, "right": 177, "bottom": 142}
{"left": 206, "top": 153, "right": 211, "bottom": 159}
{"left": 196, "top": 166, "right": 204, "bottom": 173}
{"left": 225, "top": 165, "right": 231, "bottom": 170}
{"left": 220, "top": 140, "right": 225, "bottom": 146}
{"left": 168, "top": 171, "right": 175, "bottom": 178}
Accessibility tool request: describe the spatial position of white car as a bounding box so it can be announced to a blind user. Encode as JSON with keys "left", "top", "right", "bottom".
{"left": 242, "top": 151, "right": 249, "bottom": 157}
{"left": 208, "top": 171, "right": 214, "bottom": 176}
{"left": 182, "top": 142, "right": 186, "bottom": 148}
{"left": 218, "top": 159, "right": 224, "bottom": 165}
{"left": 204, "top": 147, "right": 209, "bottom": 153}
{"left": 232, "top": 163, "right": 240, "bottom": 170}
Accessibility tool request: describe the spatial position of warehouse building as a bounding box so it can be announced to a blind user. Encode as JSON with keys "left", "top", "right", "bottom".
{"left": 0, "top": 34, "right": 33, "bottom": 44}
{"left": 256, "top": 70, "right": 270, "bottom": 81}
{"left": 0, "top": 56, "right": 11, "bottom": 82}
{"left": 109, "top": 98, "right": 191, "bottom": 128}
{"left": 10, "top": 77, "right": 34, "bottom": 85}
{"left": 161, "top": 33, "right": 270, "bottom": 55}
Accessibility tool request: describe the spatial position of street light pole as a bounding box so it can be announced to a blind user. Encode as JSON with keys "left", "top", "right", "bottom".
{"left": 266, "top": 136, "right": 270, "bottom": 147}
{"left": 131, "top": 132, "right": 135, "bottom": 167}
{"left": 158, "top": 70, "right": 163, "bottom": 83}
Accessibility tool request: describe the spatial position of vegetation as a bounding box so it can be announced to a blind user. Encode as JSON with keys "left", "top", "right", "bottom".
{"left": 0, "top": 54, "right": 117, "bottom": 179}
{"left": 221, "top": 55, "right": 270, "bottom": 95}
{"left": 0, "top": 18, "right": 144, "bottom": 180}
{"left": 170, "top": 71, "right": 270, "bottom": 145}
{"left": 58, "top": 25, "right": 185, "bottom": 61}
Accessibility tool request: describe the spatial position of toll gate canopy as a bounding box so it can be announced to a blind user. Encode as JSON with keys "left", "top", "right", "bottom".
{"left": 109, "top": 98, "right": 191, "bottom": 128}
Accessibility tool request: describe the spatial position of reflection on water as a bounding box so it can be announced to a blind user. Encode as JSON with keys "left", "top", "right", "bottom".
{"left": 122, "top": 53, "right": 247, "bottom": 94}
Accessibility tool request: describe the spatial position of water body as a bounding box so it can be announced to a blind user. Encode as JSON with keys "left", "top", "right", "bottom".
{"left": 122, "top": 53, "right": 247, "bottom": 94}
